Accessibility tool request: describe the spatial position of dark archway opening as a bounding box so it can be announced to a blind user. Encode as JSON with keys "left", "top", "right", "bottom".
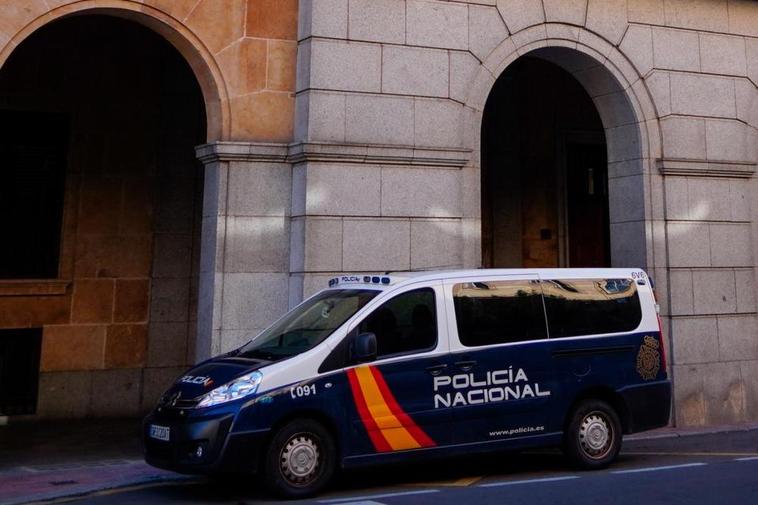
{"left": 482, "top": 56, "right": 610, "bottom": 269}
{"left": 0, "top": 15, "right": 206, "bottom": 416}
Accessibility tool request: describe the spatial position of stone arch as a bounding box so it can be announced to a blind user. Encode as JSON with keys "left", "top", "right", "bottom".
{"left": 464, "top": 23, "right": 662, "bottom": 270}
{"left": 0, "top": 0, "right": 230, "bottom": 141}
{"left": 0, "top": 11, "right": 213, "bottom": 416}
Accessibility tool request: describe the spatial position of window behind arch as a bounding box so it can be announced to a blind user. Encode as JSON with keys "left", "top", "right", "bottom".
{"left": 0, "top": 110, "right": 68, "bottom": 279}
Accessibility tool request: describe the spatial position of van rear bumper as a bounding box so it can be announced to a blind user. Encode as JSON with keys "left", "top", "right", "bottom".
{"left": 620, "top": 380, "right": 672, "bottom": 433}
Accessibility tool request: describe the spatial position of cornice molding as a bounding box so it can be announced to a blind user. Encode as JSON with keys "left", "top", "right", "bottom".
{"left": 287, "top": 142, "right": 471, "bottom": 168}
{"left": 657, "top": 158, "right": 756, "bottom": 179}
{"left": 0, "top": 280, "right": 71, "bottom": 297}
{"left": 196, "top": 141, "right": 472, "bottom": 168}
{"left": 195, "top": 142, "right": 288, "bottom": 163}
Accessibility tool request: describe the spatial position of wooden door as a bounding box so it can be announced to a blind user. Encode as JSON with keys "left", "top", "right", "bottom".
{"left": 565, "top": 142, "right": 610, "bottom": 267}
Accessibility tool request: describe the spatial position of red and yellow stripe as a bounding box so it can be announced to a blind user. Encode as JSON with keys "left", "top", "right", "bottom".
{"left": 347, "top": 365, "right": 436, "bottom": 452}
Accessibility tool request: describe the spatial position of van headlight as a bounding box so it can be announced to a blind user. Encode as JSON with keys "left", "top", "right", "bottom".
{"left": 196, "top": 371, "right": 263, "bottom": 408}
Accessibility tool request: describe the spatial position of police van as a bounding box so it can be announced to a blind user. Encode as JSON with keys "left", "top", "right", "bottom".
{"left": 144, "top": 269, "right": 671, "bottom": 498}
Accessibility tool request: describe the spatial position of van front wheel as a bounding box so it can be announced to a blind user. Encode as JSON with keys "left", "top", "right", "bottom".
{"left": 563, "top": 400, "right": 622, "bottom": 470}
{"left": 263, "top": 419, "right": 336, "bottom": 499}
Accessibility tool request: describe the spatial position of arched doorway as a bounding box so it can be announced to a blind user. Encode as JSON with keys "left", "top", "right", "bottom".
{"left": 481, "top": 47, "right": 645, "bottom": 270}
{"left": 0, "top": 15, "right": 207, "bottom": 416}
{"left": 482, "top": 56, "right": 609, "bottom": 268}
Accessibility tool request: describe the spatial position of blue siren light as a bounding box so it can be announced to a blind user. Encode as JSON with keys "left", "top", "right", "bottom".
{"left": 327, "top": 274, "right": 397, "bottom": 287}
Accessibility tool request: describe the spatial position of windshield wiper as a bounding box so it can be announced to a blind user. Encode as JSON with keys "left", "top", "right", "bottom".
{"left": 278, "top": 327, "right": 326, "bottom": 334}
{"left": 237, "top": 349, "right": 284, "bottom": 361}
{"left": 223, "top": 354, "right": 272, "bottom": 363}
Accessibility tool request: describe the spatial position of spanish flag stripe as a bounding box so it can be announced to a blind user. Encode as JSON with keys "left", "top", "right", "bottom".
{"left": 369, "top": 366, "right": 437, "bottom": 448}
{"left": 354, "top": 367, "right": 403, "bottom": 429}
{"left": 354, "top": 367, "right": 421, "bottom": 450}
{"left": 346, "top": 368, "right": 392, "bottom": 452}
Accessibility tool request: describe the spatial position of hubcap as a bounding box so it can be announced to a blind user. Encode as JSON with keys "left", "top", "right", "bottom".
{"left": 280, "top": 433, "right": 320, "bottom": 486}
{"left": 578, "top": 412, "right": 613, "bottom": 459}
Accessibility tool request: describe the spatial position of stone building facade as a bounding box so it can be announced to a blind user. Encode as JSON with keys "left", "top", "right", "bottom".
{"left": 0, "top": 0, "right": 756, "bottom": 427}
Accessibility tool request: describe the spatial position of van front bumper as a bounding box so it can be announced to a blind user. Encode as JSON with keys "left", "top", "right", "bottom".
{"left": 143, "top": 410, "right": 269, "bottom": 475}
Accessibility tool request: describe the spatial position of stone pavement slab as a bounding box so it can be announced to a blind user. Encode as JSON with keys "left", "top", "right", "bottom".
{"left": 0, "top": 419, "right": 142, "bottom": 470}
{"left": 0, "top": 418, "right": 196, "bottom": 505}
{"left": 0, "top": 460, "right": 193, "bottom": 505}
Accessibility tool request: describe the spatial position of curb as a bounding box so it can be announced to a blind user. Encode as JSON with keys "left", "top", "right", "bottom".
{"left": 625, "top": 423, "right": 758, "bottom": 441}
{"left": 3, "top": 472, "right": 198, "bottom": 505}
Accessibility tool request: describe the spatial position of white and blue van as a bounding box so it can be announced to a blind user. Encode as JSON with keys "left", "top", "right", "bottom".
{"left": 144, "top": 269, "right": 671, "bottom": 498}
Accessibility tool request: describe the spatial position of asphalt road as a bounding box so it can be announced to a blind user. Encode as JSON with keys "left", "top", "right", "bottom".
{"left": 61, "top": 429, "right": 758, "bottom": 505}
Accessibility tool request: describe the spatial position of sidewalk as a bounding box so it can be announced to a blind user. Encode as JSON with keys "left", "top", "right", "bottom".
{"left": 623, "top": 421, "right": 758, "bottom": 455}
{"left": 1, "top": 419, "right": 757, "bottom": 505}
{"left": 0, "top": 419, "right": 196, "bottom": 505}
{"left": 626, "top": 421, "right": 758, "bottom": 441}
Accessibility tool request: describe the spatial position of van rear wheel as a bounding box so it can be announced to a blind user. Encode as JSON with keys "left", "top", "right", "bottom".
{"left": 263, "top": 419, "right": 336, "bottom": 499}
{"left": 563, "top": 400, "right": 622, "bottom": 469}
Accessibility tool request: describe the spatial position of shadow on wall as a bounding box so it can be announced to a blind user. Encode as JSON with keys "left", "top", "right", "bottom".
{"left": 0, "top": 15, "right": 206, "bottom": 419}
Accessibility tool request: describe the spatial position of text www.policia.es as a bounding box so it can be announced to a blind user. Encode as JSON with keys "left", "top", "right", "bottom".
{"left": 489, "top": 425, "right": 545, "bottom": 437}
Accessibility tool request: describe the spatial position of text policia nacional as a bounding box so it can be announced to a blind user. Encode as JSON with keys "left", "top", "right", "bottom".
{"left": 432, "top": 367, "right": 551, "bottom": 409}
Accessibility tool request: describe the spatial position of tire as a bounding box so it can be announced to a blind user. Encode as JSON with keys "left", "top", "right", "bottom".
{"left": 263, "top": 419, "right": 336, "bottom": 499}
{"left": 562, "top": 399, "right": 622, "bottom": 470}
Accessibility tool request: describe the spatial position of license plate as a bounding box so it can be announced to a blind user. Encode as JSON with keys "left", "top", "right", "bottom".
{"left": 149, "top": 424, "right": 170, "bottom": 441}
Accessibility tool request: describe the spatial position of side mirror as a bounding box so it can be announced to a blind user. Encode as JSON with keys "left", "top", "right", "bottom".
{"left": 351, "top": 332, "right": 377, "bottom": 363}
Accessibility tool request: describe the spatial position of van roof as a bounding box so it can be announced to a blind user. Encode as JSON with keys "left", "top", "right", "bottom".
{"left": 327, "top": 268, "right": 648, "bottom": 290}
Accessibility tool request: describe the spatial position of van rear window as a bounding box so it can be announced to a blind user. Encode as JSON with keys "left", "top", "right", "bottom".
{"left": 453, "top": 280, "right": 547, "bottom": 347}
{"left": 542, "top": 278, "right": 641, "bottom": 338}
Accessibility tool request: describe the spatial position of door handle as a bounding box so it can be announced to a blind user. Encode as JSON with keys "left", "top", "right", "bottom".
{"left": 425, "top": 364, "right": 448, "bottom": 376}
{"left": 454, "top": 360, "right": 477, "bottom": 371}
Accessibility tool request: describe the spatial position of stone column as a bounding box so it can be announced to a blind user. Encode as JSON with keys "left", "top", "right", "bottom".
{"left": 194, "top": 142, "right": 292, "bottom": 361}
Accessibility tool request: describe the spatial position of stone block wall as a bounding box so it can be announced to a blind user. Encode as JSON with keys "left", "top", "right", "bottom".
{"left": 290, "top": 0, "right": 758, "bottom": 427}
{"left": 210, "top": 0, "right": 299, "bottom": 140}
{"left": 289, "top": 158, "right": 468, "bottom": 299}
{"left": 622, "top": 1, "right": 758, "bottom": 426}
{"left": 0, "top": 0, "right": 757, "bottom": 426}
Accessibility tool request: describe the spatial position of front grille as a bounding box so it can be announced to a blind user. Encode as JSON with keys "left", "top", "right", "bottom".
{"left": 174, "top": 398, "right": 199, "bottom": 408}
{"left": 158, "top": 392, "right": 200, "bottom": 409}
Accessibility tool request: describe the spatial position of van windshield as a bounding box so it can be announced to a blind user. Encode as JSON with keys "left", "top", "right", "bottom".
{"left": 236, "top": 289, "right": 379, "bottom": 361}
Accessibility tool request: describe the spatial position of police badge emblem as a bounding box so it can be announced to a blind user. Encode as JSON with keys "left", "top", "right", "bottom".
{"left": 636, "top": 335, "right": 661, "bottom": 380}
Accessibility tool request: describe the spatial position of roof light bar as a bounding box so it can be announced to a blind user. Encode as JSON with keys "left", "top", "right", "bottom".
{"left": 328, "top": 275, "right": 393, "bottom": 287}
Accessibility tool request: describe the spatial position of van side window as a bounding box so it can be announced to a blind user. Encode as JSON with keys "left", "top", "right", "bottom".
{"left": 542, "top": 278, "right": 641, "bottom": 338}
{"left": 453, "top": 280, "right": 547, "bottom": 346}
{"left": 358, "top": 288, "right": 437, "bottom": 358}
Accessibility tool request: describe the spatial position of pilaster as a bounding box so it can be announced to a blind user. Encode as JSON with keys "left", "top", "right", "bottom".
{"left": 195, "top": 142, "right": 291, "bottom": 360}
